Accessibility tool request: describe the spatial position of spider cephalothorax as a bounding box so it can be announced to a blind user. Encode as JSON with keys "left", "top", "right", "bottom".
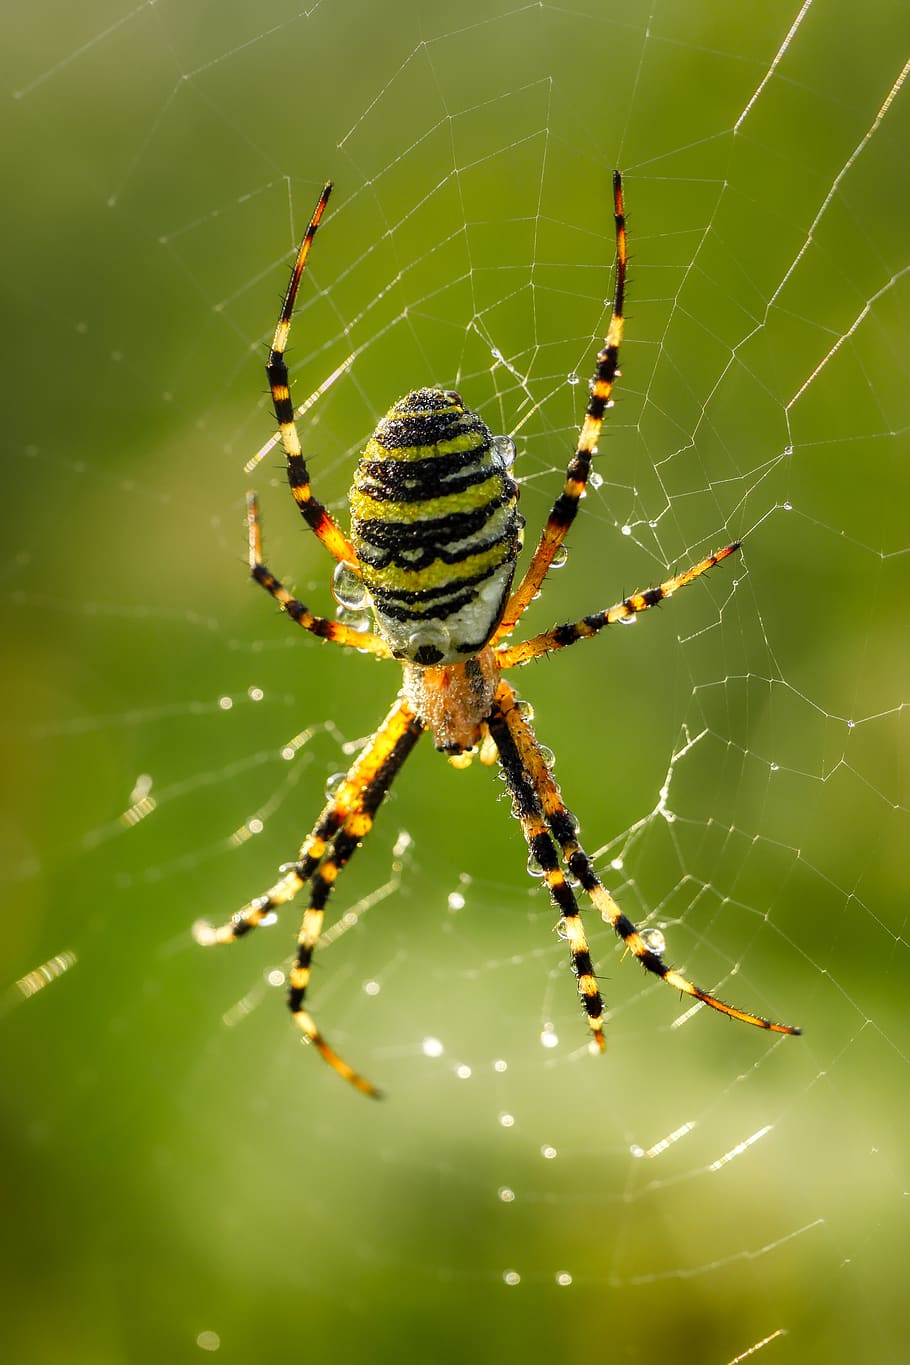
{"left": 195, "top": 176, "right": 800, "bottom": 1096}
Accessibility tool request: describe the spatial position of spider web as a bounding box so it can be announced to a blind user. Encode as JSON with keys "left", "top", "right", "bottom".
{"left": 3, "top": 1, "right": 909, "bottom": 1361}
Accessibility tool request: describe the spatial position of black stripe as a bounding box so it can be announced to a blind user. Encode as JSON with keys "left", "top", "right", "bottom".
{"left": 530, "top": 831, "right": 557, "bottom": 871}
{"left": 357, "top": 454, "right": 495, "bottom": 502}
{"left": 368, "top": 584, "right": 480, "bottom": 623}
{"left": 354, "top": 497, "right": 507, "bottom": 551}
{"left": 358, "top": 525, "right": 517, "bottom": 575}
{"left": 272, "top": 395, "right": 295, "bottom": 425}
{"left": 374, "top": 410, "right": 490, "bottom": 453}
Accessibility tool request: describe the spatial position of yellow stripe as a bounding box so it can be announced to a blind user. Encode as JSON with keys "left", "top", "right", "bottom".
{"left": 363, "top": 431, "right": 486, "bottom": 462}
{"left": 361, "top": 539, "right": 510, "bottom": 595}
{"left": 350, "top": 474, "right": 503, "bottom": 525}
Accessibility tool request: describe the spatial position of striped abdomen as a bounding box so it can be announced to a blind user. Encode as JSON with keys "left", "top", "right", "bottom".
{"left": 349, "top": 389, "right": 524, "bottom": 665}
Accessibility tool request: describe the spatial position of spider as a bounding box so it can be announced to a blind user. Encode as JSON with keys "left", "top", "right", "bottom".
{"left": 195, "top": 174, "right": 800, "bottom": 1096}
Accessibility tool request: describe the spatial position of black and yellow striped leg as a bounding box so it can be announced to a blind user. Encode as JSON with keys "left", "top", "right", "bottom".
{"left": 193, "top": 798, "right": 345, "bottom": 947}
{"left": 287, "top": 699, "right": 424, "bottom": 1097}
{"left": 246, "top": 492, "right": 391, "bottom": 658}
{"left": 487, "top": 683, "right": 606, "bottom": 1052}
{"left": 265, "top": 180, "right": 359, "bottom": 567}
{"left": 495, "top": 542, "right": 741, "bottom": 668}
{"left": 495, "top": 680, "right": 801, "bottom": 1037}
{"left": 197, "top": 696, "right": 423, "bottom": 1093}
{"left": 195, "top": 698, "right": 421, "bottom": 945}
{"left": 494, "top": 171, "right": 627, "bottom": 643}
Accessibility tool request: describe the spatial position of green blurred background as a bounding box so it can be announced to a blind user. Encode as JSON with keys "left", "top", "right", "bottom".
{"left": 3, "top": 1, "right": 909, "bottom": 1361}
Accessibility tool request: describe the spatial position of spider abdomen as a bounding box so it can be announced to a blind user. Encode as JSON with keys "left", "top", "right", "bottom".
{"left": 349, "top": 388, "right": 524, "bottom": 665}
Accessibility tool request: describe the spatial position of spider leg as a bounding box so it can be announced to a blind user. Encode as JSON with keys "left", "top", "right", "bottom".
{"left": 265, "top": 181, "right": 359, "bottom": 567}
{"left": 246, "top": 492, "right": 391, "bottom": 657}
{"left": 493, "top": 171, "right": 626, "bottom": 644}
{"left": 196, "top": 697, "right": 424, "bottom": 1096}
{"left": 495, "top": 542, "right": 740, "bottom": 668}
{"left": 487, "top": 688, "right": 607, "bottom": 1052}
{"left": 492, "top": 680, "right": 801, "bottom": 1036}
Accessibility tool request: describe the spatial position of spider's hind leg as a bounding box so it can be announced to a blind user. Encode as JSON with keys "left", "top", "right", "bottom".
{"left": 492, "top": 679, "right": 801, "bottom": 1037}
{"left": 487, "top": 684, "right": 607, "bottom": 1052}
{"left": 196, "top": 697, "right": 425, "bottom": 1096}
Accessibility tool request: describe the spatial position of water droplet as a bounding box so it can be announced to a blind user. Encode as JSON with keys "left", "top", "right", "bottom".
{"left": 516, "top": 699, "right": 535, "bottom": 721}
{"left": 363, "top": 980, "right": 381, "bottom": 996}
{"left": 447, "top": 891, "right": 465, "bottom": 911}
{"left": 491, "top": 347, "right": 503, "bottom": 361}
{"left": 491, "top": 434, "right": 516, "bottom": 469}
{"left": 589, "top": 470, "right": 604, "bottom": 490}
{"left": 538, "top": 745, "right": 555, "bottom": 767}
{"left": 847, "top": 718, "right": 856, "bottom": 730}
{"left": 407, "top": 622, "right": 451, "bottom": 664}
{"left": 620, "top": 523, "right": 632, "bottom": 536}
{"left": 567, "top": 371, "right": 580, "bottom": 386}
{"left": 540, "top": 1144, "right": 558, "bottom": 1160}
{"left": 550, "top": 544, "right": 568, "bottom": 569}
{"left": 555, "top": 1272, "right": 573, "bottom": 1287}
{"left": 324, "top": 771, "right": 346, "bottom": 799}
{"left": 332, "top": 561, "right": 369, "bottom": 610}
{"left": 782, "top": 501, "right": 792, "bottom": 512}
{"left": 503, "top": 1270, "right": 521, "bottom": 1286}
{"left": 498, "top": 1112, "right": 515, "bottom": 1128}
{"left": 641, "top": 928, "right": 667, "bottom": 956}
{"left": 456, "top": 1064, "right": 472, "bottom": 1079}
{"left": 540, "top": 1025, "right": 559, "bottom": 1049}
{"left": 617, "top": 610, "right": 637, "bottom": 625}
{"left": 336, "top": 607, "right": 372, "bottom": 632}
{"left": 422, "top": 1036, "right": 444, "bottom": 1057}
{"left": 493, "top": 1058, "right": 508, "bottom": 1073}
{"left": 498, "top": 1186, "right": 516, "bottom": 1203}
{"left": 526, "top": 853, "right": 545, "bottom": 878}
{"left": 248, "top": 686, "right": 264, "bottom": 701}
{"left": 769, "top": 762, "right": 779, "bottom": 772}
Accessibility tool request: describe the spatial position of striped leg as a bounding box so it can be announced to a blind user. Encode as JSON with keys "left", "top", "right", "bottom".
{"left": 247, "top": 492, "right": 391, "bottom": 658}
{"left": 487, "top": 684, "right": 606, "bottom": 1052}
{"left": 495, "top": 680, "right": 801, "bottom": 1036}
{"left": 495, "top": 542, "right": 740, "bottom": 669}
{"left": 287, "top": 703, "right": 423, "bottom": 1097}
{"left": 196, "top": 698, "right": 425, "bottom": 1093}
{"left": 265, "top": 180, "right": 358, "bottom": 567}
{"left": 493, "top": 171, "right": 627, "bottom": 643}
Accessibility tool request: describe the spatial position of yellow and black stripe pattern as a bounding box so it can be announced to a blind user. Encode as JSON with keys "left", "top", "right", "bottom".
{"left": 349, "top": 389, "right": 524, "bottom": 665}
{"left": 488, "top": 682, "right": 606, "bottom": 1050}
{"left": 197, "top": 173, "right": 800, "bottom": 1098}
{"left": 496, "top": 542, "right": 742, "bottom": 668}
{"left": 493, "top": 680, "right": 801, "bottom": 1038}
{"left": 494, "top": 170, "right": 626, "bottom": 643}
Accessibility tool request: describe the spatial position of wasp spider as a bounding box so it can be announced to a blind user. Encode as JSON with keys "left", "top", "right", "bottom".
{"left": 195, "top": 176, "right": 800, "bottom": 1096}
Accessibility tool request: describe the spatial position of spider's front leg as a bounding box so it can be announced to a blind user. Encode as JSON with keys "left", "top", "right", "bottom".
{"left": 246, "top": 491, "right": 391, "bottom": 657}
{"left": 266, "top": 180, "right": 359, "bottom": 567}
{"left": 494, "top": 170, "right": 627, "bottom": 643}
{"left": 196, "top": 697, "right": 425, "bottom": 1096}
